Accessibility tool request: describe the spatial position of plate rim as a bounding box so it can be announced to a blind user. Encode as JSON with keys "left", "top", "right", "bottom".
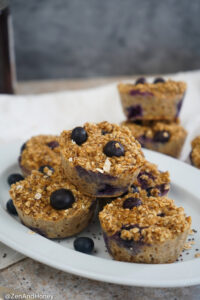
{"left": 0, "top": 141, "right": 200, "bottom": 288}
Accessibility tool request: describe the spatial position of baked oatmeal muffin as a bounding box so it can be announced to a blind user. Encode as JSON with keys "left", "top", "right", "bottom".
{"left": 190, "top": 136, "right": 200, "bottom": 169}
{"left": 10, "top": 167, "right": 96, "bottom": 238}
{"left": 132, "top": 160, "right": 170, "bottom": 197}
{"left": 118, "top": 78, "right": 186, "bottom": 121}
{"left": 19, "top": 135, "right": 61, "bottom": 176}
{"left": 99, "top": 191, "right": 191, "bottom": 264}
{"left": 98, "top": 161, "right": 170, "bottom": 211}
{"left": 122, "top": 120, "right": 187, "bottom": 158}
{"left": 60, "top": 122, "right": 145, "bottom": 198}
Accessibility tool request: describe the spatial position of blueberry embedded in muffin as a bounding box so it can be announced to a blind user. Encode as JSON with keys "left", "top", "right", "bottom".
{"left": 9, "top": 168, "right": 96, "bottom": 238}
{"left": 99, "top": 192, "right": 191, "bottom": 264}
{"left": 19, "top": 135, "right": 61, "bottom": 177}
{"left": 60, "top": 121, "right": 145, "bottom": 198}
{"left": 122, "top": 120, "right": 187, "bottom": 158}
{"left": 118, "top": 79, "right": 187, "bottom": 121}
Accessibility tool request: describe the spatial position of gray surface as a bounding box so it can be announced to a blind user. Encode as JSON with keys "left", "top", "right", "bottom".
{"left": 11, "top": 0, "right": 200, "bottom": 80}
{"left": 1, "top": 258, "right": 200, "bottom": 300}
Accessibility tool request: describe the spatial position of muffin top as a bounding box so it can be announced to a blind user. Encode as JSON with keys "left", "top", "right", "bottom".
{"left": 10, "top": 168, "right": 95, "bottom": 221}
{"left": 20, "top": 135, "right": 61, "bottom": 173}
{"left": 60, "top": 121, "right": 145, "bottom": 176}
{"left": 122, "top": 120, "right": 187, "bottom": 143}
{"left": 118, "top": 80, "right": 187, "bottom": 99}
{"left": 191, "top": 136, "right": 200, "bottom": 168}
{"left": 99, "top": 191, "right": 191, "bottom": 244}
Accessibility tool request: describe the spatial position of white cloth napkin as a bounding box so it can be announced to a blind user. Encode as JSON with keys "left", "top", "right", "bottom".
{"left": 1, "top": 69, "right": 200, "bottom": 269}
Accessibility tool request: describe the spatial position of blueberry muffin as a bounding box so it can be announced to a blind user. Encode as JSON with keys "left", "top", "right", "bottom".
{"left": 98, "top": 160, "right": 170, "bottom": 211}
{"left": 122, "top": 120, "right": 187, "bottom": 158}
{"left": 190, "top": 136, "right": 200, "bottom": 169}
{"left": 19, "top": 135, "right": 61, "bottom": 176}
{"left": 99, "top": 191, "right": 191, "bottom": 264}
{"left": 118, "top": 78, "right": 186, "bottom": 121}
{"left": 60, "top": 122, "right": 145, "bottom": 198}
{"left": 9, "top": 167, "right": 96, "bottom": 238}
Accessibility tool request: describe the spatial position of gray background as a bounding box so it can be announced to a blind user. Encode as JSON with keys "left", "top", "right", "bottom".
{"left": 11, "top": 0, "right": 200, "bottom": 80}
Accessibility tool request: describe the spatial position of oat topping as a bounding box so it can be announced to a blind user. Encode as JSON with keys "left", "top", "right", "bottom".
{"left": 60, "top": 122, "right": 145, "bottom": 176}
{"left": 10, "top": 169, "right": 95, "bottom": 221}
{"left": 99, "top": 191, "right": 191, "bottom": 244}
{"left": 20, "top": 135, "right": 61, "bottom": 173}
{"left": 122, "top": 121, "right": 187, "bottom": 142}
{"left": 118, "top": 80, "right": 186, "bottom": 99}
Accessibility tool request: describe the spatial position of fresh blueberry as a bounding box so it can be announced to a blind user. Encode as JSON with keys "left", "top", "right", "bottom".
{"left": 47, "top": 141, "right": 59, "bottom": 149}
{"left": 123, "top": 197, "right": 142, "bottom": 209}
{"left": 103, "top": 141, "right": 125, "bottom": 157}
{"left": 38, "top": 165, "right": 54, "bottom": 174}
{"left": 135, "top": 77, "right": 146, "bottom": 85}
{"left": 154, "top": 77, "right": 165, "bottom": 84}
{"left": 71, "top": 127, "right": 88, "bottom": 145}
{"left": 130, "top": 184, "right": 139, "bottom": 193}
{"left": 74, "top": 237, "right": 94, "bottom": 254}
{"left": 6, "top": 199, "right": 18, "bottom": 215}
{"left": 7, "top": 173, "right": 24, "bottom": 186}
{"left": 153, "top": 130, "right": 170, "bottom": 143}
{"left": 20, "top": 142, "right": 26, "bottom": 153}
{"left": 50, "top": 188, "right": 75, "bottom": 210}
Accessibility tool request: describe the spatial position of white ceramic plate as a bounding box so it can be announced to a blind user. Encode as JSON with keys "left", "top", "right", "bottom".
{"left": 0, "top": 142, "right": 200, "bottom": 288}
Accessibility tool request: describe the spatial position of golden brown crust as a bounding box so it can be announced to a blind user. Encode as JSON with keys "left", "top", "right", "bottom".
{"left": 20, "top": 135, "right": 61, "bottom": 175}
{"left": 10, "top": 169, "right": 95, "bottom": 222}
{"left": 60, "top": 121, "right": 145, "bottom": 177}
{"left": 99, "top": 192, "right": 191, "bottom": 244}
{"left": 118, "top": 80, "right": 187, "bottom": 99}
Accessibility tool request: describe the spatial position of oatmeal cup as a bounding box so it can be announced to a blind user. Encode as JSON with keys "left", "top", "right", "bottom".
{"left": 118, "top": 79, "right": 186, "bottom": 121}
{"left": 60, "top": 122, "right": 145, "bottom": 198}
{"left": 190, "top": 136, "right": 200, "bottom": 169}
{"left": 19, "top": 135, "right": 61, "bottom": 177}
{"left": 122, "top": 120, "right": 187, "bottom": 158}
{"left": 98, "top": 160, "right": 170, "bottom": 211}
{"left": 9, "top": 167, "right": 96, "bottom": 239}
{"left": 99, "top": 192, "right": 191, "bottom": 264}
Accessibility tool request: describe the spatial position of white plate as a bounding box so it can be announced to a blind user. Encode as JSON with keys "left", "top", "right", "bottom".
{"left": 0, "top": 142, "right": 200, "bottom": 288}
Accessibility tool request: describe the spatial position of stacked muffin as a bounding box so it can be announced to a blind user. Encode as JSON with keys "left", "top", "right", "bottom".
{"left": 9, "top": 121, "right": 191, "bottom": 264}
{"left": 118, "top": 77, "right": 187, "bottom": 158}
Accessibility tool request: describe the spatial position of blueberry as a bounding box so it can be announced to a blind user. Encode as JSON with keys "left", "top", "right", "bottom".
{"left": 146, "top": 187, "right": 153, "bottom": 197}
{"left": 154, "top": 77, "right": 165, "bottom": 84}
{"left": 127, "top": 105, "right": 143, "bottom": 119}
{"left": 47, "top": 141, "right": 59, "bottom": 149}
{"left": 71, "top": 127, "right": 88, "bottom": 145}
{"left": 123, "top": 197, "right": 142, "bottom": 209}
{"left": 74, "top": 237, "right": 94, "bottom": 254}
{"left": 6, "top": 199, "right": 18, "bottom": 215}
{"left": 153, "top": 130, "right": 170, "bottom": 143}
{"left": 20, "top": 142, "right": 26, "bottom": 153}
{"left": 38, "top": 165, "right": 54, "bottom": 174}
{"left": 50, "top": 188, "right": 75, "bottom": 210}
{"left": 130, "top": 184, "right": 139, "bottom": 193}
{"left": 135, "top": 77, "right": 146, "bottom": 85}
{"left": 103, "top": 141, "right": 125, "bottom": 157}
{"left": 7, "top": 173, "right": 24, "bottom": 186}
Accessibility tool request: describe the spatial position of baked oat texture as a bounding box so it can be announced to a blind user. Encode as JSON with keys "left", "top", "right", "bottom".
{"left": 122, "top": 121, "right": 187, "bottom": 158}
{"left": 19, "top": 135, "right": 61, "bottom": 176}
{"left": 60, "top": 121, "right": 145, "bottom": 197}
{"left": 10, "top": 169, "right": 96, "bottom": 238}
{"left": 191, "top": 136, "right": 200, "bottom": 169}
{"left": 99, "top": 192, "right": 191, "bottom": 263}
{"left": 118, "top": 80, "right": 187, "bottom": 121}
